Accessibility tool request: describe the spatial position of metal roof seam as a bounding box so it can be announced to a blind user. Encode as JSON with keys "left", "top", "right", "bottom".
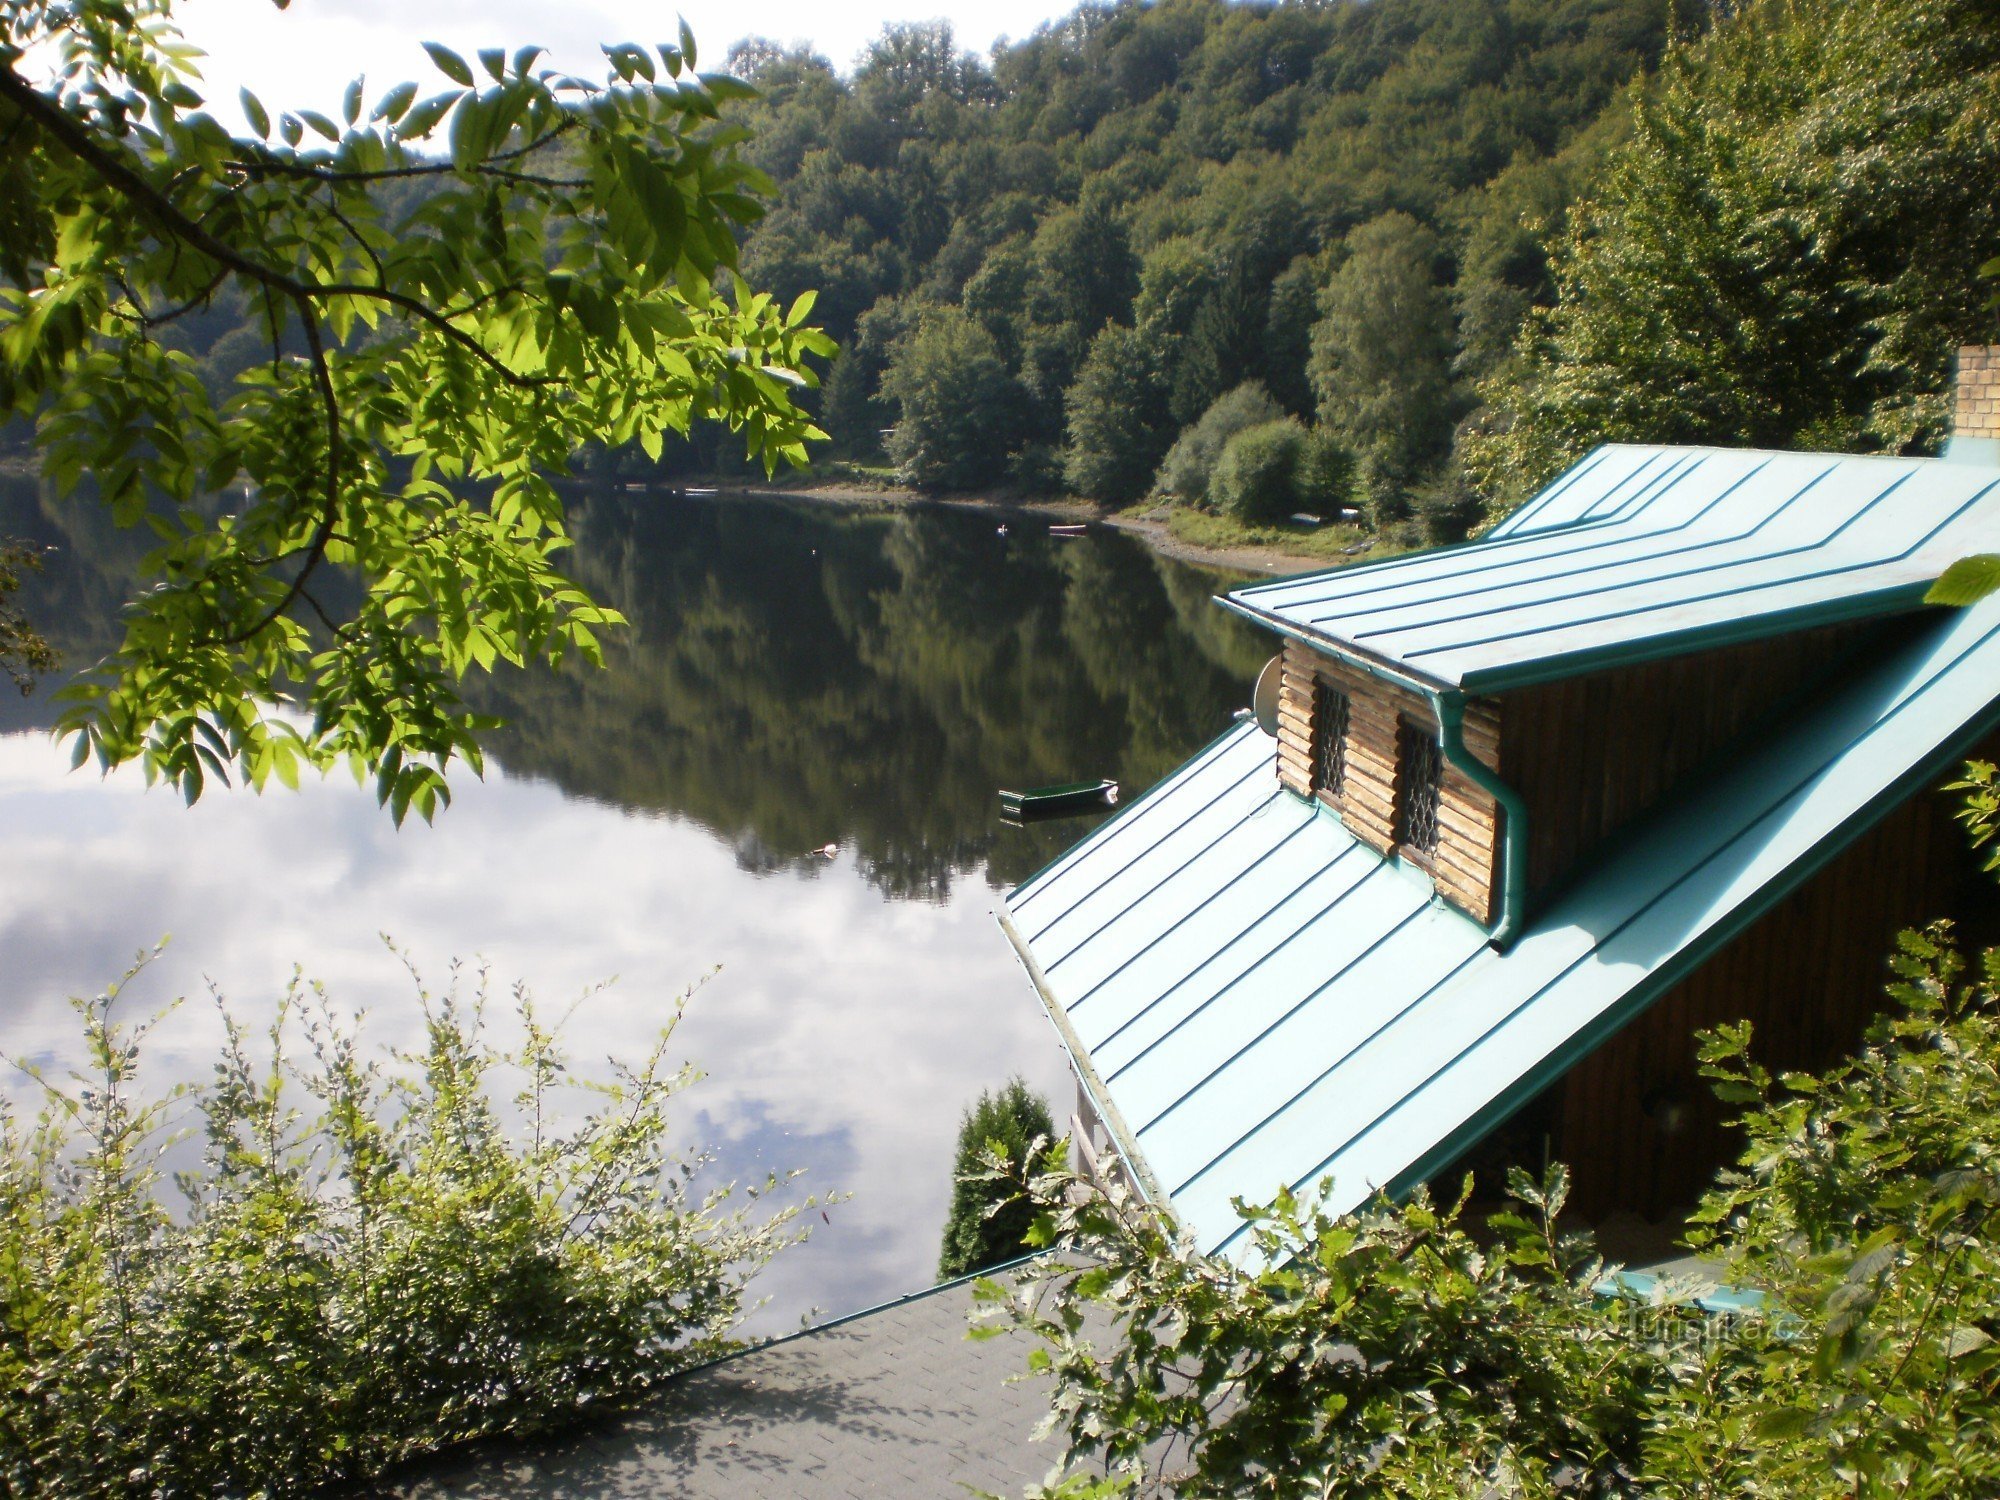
{"left": 995, "top": 909, "right": 1176, "bottom": 1213}
{"left": 1095, "top": 851, "right": 1396, "bottom": 1076}
{"left": 1397, "top": 475, "right": 1984, "bottom": 663}
{"left": 1259, "top": 454, "right": 1764, "bottom": 624}
{"left": 1169, "top": 935, "right": 1494, "bottom": 1203}
{"left": 1307, "top": 459, "right": 1815, "bottom": 634}
{"left": 1348, "top": 461, "right": 1898, "bottom": 647}
{"left": 1485, "top": 444, "right": 1631, "bottom": 538}
{"left": 1007, "top": 724, "right": 1254, "bottom": 912}
{"left": 1062, "top": 816, "right": 1325, "bottom": 1012}
{"left": 1025, "top": 765, "right": 1280, "bottom": 944}
{"left": 1041, "top": 785, "right": 1291, "bottom": 978}
{"left": 1454, "top": 582, "right": 1939, "bottom": 693}
{"left": 1229, "top": 450, "right": 1687, "bottom": 610}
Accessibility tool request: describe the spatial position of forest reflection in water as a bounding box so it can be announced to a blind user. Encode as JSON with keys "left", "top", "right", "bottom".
{"left": 0, "top": 474, "right": 1268, "bottom": 1325}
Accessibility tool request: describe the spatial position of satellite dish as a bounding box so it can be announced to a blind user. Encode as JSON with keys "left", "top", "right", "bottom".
{"left": 1252, "top": 654, "right": 1284, "bottom": 738}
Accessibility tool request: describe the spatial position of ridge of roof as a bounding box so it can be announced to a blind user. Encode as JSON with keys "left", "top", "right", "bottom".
{"left": 1223, "top": 444, "right": 2000, "bottom": 693}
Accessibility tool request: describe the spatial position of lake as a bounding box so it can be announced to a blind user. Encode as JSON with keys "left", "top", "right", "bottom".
{"left": 0, "top": 476, "right": 1267, "bottom": 1330}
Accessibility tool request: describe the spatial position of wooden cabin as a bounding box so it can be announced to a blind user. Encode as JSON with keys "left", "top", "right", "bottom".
{"left": 1003, "top": 350, "right": 2000, "bottom": 1254}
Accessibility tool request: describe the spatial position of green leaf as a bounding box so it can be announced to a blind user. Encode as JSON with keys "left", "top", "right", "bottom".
{"left": 395, "top": 90, "right": 460, "bottom": 140}
{"left": 679, "top": 15, "right": 698, "bottom": 70}
{"left": 240, "top": 88, "right": 271, "bottom": 138}
{"left": 280, "top": 113, "right": 303, "bottom": 147}
{"left": 342, "top": 78, "right": 363, "bottom": 127}
{"left": 297, "top": 109, "right": 340, "bottom": 142}
{"left": 371, "top": 81, "right": 418, "bottom": 123}
{"left": 479, "top": 47, "right": 507, "bottom": 82}
{"left": 1928, "top": 555, "right": 2000, "bottom": 607}
{"left": 423, "top": 42, "right": 475, "bottom": 86}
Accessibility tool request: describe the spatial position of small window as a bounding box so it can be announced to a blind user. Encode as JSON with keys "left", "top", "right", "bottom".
{"left": 1397, "top": 718, "right": 1443, "bottom": 857}
{"left": 1312, "top": 681, "right": 1349, "bottom": 799}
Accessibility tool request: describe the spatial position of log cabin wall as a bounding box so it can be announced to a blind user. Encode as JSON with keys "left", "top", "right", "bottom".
{"left": 1551, "top": 774, "right": 1994, "bottom": 1223}
{"left": 1274, "top": 638, "right": 1504, "bottom": 924}
{"left": 1497, "top": 618, "right": 1913, "bottom": 907}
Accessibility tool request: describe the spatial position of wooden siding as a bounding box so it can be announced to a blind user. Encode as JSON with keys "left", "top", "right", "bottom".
{"left": 1498, "top": 619, "right": 1911, "bottom": 906}
{"left": 1552, "top": 776, "right": 1992, "bottom": 1223}
{"left": 1275, "top": 639, "right": 1504, "bottom": 924}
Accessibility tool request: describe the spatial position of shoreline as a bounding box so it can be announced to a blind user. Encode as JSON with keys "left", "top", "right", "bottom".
{"left": 718, "top": 481, "right": 1330, "bottom": 577}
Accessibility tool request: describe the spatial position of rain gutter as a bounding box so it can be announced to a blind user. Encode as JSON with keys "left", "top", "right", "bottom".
{"left": 1431, "top": 689, "right": 1527, "bottom": 950}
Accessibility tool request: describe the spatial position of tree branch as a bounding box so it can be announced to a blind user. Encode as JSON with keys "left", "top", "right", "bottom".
{"left": 0, "top": 63, "right": 553, "bottom": 390}
{"left": 213, "top": 304, "right": 341, "bottom": 647}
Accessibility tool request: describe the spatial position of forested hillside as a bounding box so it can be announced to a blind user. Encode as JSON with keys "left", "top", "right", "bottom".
{"left": 10, "top": 0, "right": 1993, "bottom": 549}
{"left": 720, "top": 0, "right": 1681, "bottom": 540}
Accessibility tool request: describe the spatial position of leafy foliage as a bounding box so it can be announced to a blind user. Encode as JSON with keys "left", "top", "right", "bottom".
{"left": 0, "top": 947, "right": 810, "bottom": 1498}
{"left": 979, "top": 918, "right": 2000, "bottom": 1497}
{"left": 714, "top": 0, "right": 1675, "bottom": 505}
{"left": 938, "top": 1077, "right": 1057, "bottom": 1281}
{"left": 1210, "top": 418, "right": 1308, "bottom": 525}
{"left": 1152, "top": 382, "right": 1282, "bottom": 505}
{"left": 0, "top": 0, "right": 832, "bottom": 818}
{"left": 1308, "top": 211, "right": 1458, "bottom": 523}
{"left": 1063, "top": 322, "right": 1173, "bottom": 504}
{"left": 1473, "top": 0, "right": 2000, "bottom": 506}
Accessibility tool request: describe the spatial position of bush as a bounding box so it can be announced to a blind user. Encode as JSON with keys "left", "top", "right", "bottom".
{"left": 1210, "top": 418, "right": 1307, "bottom": 525}
{"left": 1152, "top": 382, "right": 1283, "bottom": 504}
{"left": 979, "top": 920, "right": 2000, "bottom": 1498}
{"left": 1410, "top": 464, "right": 1484, "bottom": 545}
{"left": 0, "top": 949, "right": 810, "bottom": 1498}
{"left": 937, "top": 1077, "right": 1056, "bottom": 1280}
{"left": 1296, "top": 426, "right": 1357, "bottom": 517}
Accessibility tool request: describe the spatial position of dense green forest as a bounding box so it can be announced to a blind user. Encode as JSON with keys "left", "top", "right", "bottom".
{"left": 722, "top": 0, "right": 1682, "bottom": 540}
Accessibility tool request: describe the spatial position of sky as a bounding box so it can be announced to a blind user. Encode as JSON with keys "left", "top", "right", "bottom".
{"left": 168, "top": 0, "right": 1078, "bottom": 128}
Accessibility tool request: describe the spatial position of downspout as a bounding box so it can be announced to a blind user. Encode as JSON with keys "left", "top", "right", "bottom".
{"left": 1430, "top": 690, "right": 1527, "bottom": 950}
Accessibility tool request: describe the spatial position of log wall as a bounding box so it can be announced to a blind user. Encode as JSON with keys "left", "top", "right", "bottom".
{"left": 1275, "top": 639, "right": 1504, "bottom": 924}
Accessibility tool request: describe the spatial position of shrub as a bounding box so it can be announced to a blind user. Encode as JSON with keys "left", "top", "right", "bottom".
{"left": 938, "top": 1077, "right": 1056, "bottom": 1280}
{"left": 1296, "top": 426, "right": 1357, "bottom": 517}
{"left": 978, "top": 918, "right": 2000, "bottom": 1497}
{"left": 0, "top": 949, "right": 810, "bottom": 1498}
{"left": 1410, "top": 464, "right": 1485, "bottom": 545}
{"left": 1152, "top": 382, "right": 1283, "bottom": 504}
{"left": 1210, "top": 418, "right": 1307, "bottom": 525}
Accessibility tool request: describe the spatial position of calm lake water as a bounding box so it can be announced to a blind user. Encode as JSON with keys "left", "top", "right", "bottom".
{"left": 0, "top": 476, "right": 1267, "bottom": 1330}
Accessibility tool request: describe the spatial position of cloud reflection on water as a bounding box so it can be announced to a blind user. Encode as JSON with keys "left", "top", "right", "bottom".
{"left": 0, "top": 732, "right": 1074, "bottom": 1331}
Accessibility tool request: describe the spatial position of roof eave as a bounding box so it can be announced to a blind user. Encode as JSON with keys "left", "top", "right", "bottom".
{"left": 1455, "top": 583, "right": 1942, "bottom": 694}
{"left": 1219, "top": 582, "right": 1942, "bottom": 698}
{"left": 1215, "top": 594, "right": 1461, "bottom": 695}
{"left": 995, "top": 907, "right": 1177, "bottom": 1213}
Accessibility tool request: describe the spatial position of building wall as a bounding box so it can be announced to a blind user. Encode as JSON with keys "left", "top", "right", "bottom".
{"left": 1275, "top": 638, "right": 1503, "bottom": 923}
{"left": 1551, "top": 776, "right": 1992, "bottom": 1223}
{"left": 1497, "top": 618, "right": 1909, "bottom": 906}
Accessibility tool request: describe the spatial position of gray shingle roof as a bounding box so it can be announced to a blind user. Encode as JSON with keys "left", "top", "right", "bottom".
{"left": 382, "top": 1276, "right": 1082, "bottom": 1498}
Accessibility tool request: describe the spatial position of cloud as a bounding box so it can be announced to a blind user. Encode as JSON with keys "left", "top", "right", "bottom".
{"left": 0, "top": 733, "right": 1074, "bottom": 1329}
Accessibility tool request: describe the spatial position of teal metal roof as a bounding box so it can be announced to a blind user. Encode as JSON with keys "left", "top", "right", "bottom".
{"left": 1224, "top": 445, "right": 2000, "bottom": 692}
{"left": 1001, "top": 597, "right": 2000, "bottom": 1258}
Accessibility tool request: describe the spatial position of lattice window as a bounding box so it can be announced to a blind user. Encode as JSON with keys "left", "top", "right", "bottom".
{"left": 1397, "top": 718, "right": 1443, "bottom": 856}
{"left": 1312, "top": 682, "right": 1349, "bottom": 798}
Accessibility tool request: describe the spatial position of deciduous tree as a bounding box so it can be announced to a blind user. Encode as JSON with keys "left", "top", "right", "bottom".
{"left": 0, "top": 0, "right": 833, "bottom": 819}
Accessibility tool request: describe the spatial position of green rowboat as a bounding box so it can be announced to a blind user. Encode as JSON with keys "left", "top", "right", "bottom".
{"left": 998, "top": 779, "right": 1119, "bottom": 818}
